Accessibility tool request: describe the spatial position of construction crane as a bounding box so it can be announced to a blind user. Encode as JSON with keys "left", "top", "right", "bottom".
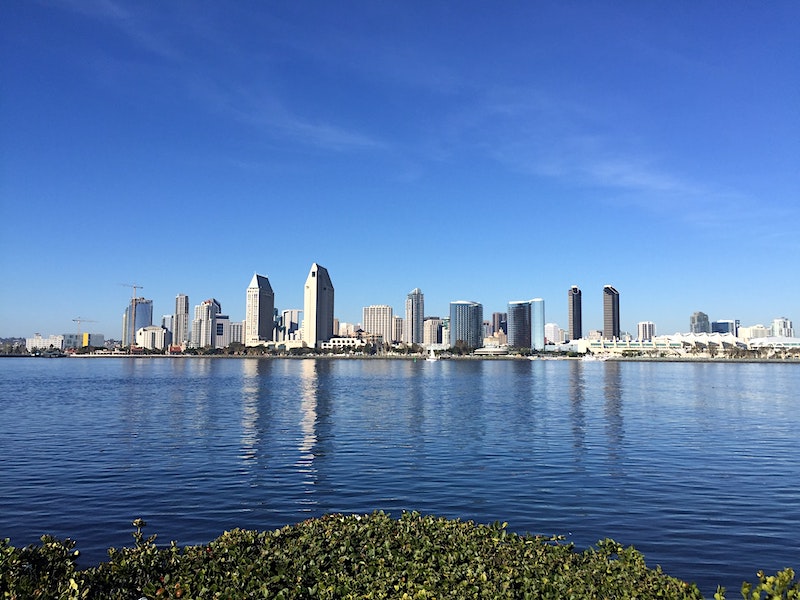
{"left": 72, "top": 317, "right": 97, "bottom": 348}
{"left": 121, "top": 283, "right": 144, "bottom": 346}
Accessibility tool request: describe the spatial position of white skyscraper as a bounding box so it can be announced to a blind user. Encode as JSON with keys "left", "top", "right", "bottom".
{"left": 192, "top": 299, "right": 221, "bottom": 348}
{"left": 302, "top": 263, "right": 334, "bottom": 348}
{"left": 245, "top": 274, "right": 275, "bottom": 347}
{"left": 423, "top": 318, "right": 442, "bottom": 346}
{"left": 637, "top": 321, "right": 656, "bottom": 341}
{"left": 363, "top": 305, "right": 393, "bottom": 345}
{"left": 404, "top": 288, "right": 424, "bottom": 345}
{"left": 174, "top": 294, "right": 190, "bottom": 347}
{"left": 281, "top": 309, "right": 302, "bottom": 341}
{"left": 772, "top": 317, "right": 794, "bottom": 337}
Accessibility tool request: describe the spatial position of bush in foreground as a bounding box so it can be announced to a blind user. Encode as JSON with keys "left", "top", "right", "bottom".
{"left": 1, "top": 512, "right": 797, "bottom": 599}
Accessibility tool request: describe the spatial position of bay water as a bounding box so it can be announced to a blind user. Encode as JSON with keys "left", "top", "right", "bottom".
{"left": 1, "top": 357, "right": 797, "bottom": 596}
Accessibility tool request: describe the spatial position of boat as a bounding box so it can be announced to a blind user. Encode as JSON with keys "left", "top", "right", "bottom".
{"left": 426, "top": 348, "right": 439, "bottom": 362}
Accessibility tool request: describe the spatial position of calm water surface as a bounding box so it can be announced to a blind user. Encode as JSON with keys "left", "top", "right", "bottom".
{"left": 1, "top": 357, "right": 798, "bottom": 596}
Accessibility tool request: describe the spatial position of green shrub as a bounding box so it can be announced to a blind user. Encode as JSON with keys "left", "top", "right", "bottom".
{"left": 1, "top": 512, "right": 797, "bottom": 599}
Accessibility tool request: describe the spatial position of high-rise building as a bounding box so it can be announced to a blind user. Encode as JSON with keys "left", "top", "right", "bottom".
{"left": 244, "top": 274, "right": 275, "bottom": 346}
{"left": 544, "top": 323, "right": 563, "bottom": 344}
{"left": 122, "top": 298, "right": 153, "bottom": 346}
{"left": 363, "top": 305, "right": 393, "bottom": 345}
{"left": 712, "top": 319, "right": 738, "bottom": 336}
{"left": 507, "top": 301, "right": 531, "bottom": 349}
{"left": 568, "top": 286, "right": 582, "bottom": 341}
{"left": 638, "top": 321, "right": 656, "bottom": 341}
{"left": 531, "top": 298, "right": 545, "bottom": 351}
{"left": 404, "top": 288, "right": 424, "bottom": 345}
{"left": 161, "top": 315, "right": 174, "bottom": 336}
{"left": 492, "top": 312, "right": 507, "bottom": 335}
{"left": 174, "top": 294, "right": 190, "bottom": 347}
{"left": 603, "top": 285, "right": 620, "bottom": 341}
{"left": 449, "top": 301, "right": 483, "bottom": 349}
{"left": 690, "top": 311, "right": 710, "bottom": 334}
{"left": 771, "top": 317, "right": 794, "bottom": 337}
{"left": 302, "top": 263, "right": 334, "bottom": 348}
{"left": 192, "top": 299, "right": 221, "bottom": 348}
{"left": 393, "top": 316, "right": 404, "bottom": 344}
{"left": 423, "top": 317, "right": 442, "bottom": 346}
{"left": 281, "top": 309, "right": 302, "bottom": 341}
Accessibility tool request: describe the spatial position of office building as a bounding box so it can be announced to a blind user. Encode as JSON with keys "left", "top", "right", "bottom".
{"left": 245, "top": 273, "right": 275, "bottom": 346}
{"left": 492, "top": 312, "right": 507, "bottom": 335}
{"left": 507, "top": 301, "right": 531, "bottom": 349}
{"left": 712, "top": 319, "right": 738, "bottom": 336}
{"left": 122, "top": 298, "right": 153, "bottom": 347}
{"left": 174, "top": 294, "right": 190, "bottom": 347}
{"left": 302, "top": 263, "right": 334, "bottom": 348}
{"left": 772, "top": 317, "right": 794, "bottom": 337}
{"left": 281, "top": 309, "right": 302, "bottom": 341}
{"left": 136, "top": 326, "right": 169, "bottom": 351}
{"left": 531, "top": 298, "right": 545, "bottom": 351}
{"left": 192, "top": 298, "right": 221, "bottom": 348}
{"left": 26, "top": 334, "right": 65, "bottom": 352}
{"left": 638, "top": 321, "right": 656, "bottom": 341}
{"left": 393, "top": 316, "right": 404, "bottom": 344}
{"left": 404, "top": 288, "right": 424, "bottom": 344}
{"left": 568, "top": 286, "right": 582, "bottom": 341}
{"left": 363, "top": 305, "right": 393, "bottom": 345}
{"left": 544, "top": 323, "right": 564, "bottom": 344}
{"left": 449, "top": 301, "right": 483, "bottom": 349}
{"left": 603, "top": 285, "right": 620, "bottom": 341}
{"left": 690, "top": 311, "right": 711, "bottom": 334}
{"left": 423, "top": 317, "right": 442, "bottom": 346}
{"left": 161, "top": 315, "right": 174, "bottom": 335}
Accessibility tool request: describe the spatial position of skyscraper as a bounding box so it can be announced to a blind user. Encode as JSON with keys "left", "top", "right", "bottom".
{"left": 404, "top": 288, "right": 424, "bottom": 345}
{"left": 244, "top": 273, "right": 275, "bottom": 346}
{"left": 174, "top": 294, "right": 189, "bottom": 347}
{"left": 531, "top": 298, "right": 545, "bottom": 351}
{"left": 603, "top": 285, "right": 620, "bottom": 340}
{"left": 492, "top": 312, "right": 507, "bottom": 335}
{"left": 449, "top": 301, "right": 483, "bottom": 349}
{"left": 363, "top": 305, "right": 393, "bottom": 345}
{"left": 638, "top": 321, "right": 656, "bottom": 341}
{"left": 568, "top": 286, "right": 582, "bottom": 341}
{"left": 192, "top": 298, "right": 221, "bottom": 348}
{"left": 507, "top": 301, "right": 531, "bottom": 349}
{"left": 122, "top": 297, "right": 153, "bottom": 346}
{"left": 302, "top": 263, "right": 334, "bottom": 348}
{"left": 690, "top": 311, "right": 711, "bottom": 334}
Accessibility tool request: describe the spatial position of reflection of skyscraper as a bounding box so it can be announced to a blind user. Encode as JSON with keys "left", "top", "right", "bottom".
{"left": 449, "top": 301, "right": 483, "bottom": 348}
{"left": 507, "top": 301, "right": 531, "bottom": 349}
{"left": 174, "top": 294, "right": 189, "bottom": 347}
{"left": 122, "top": 298, "right": 153, "bottom": 346}
{"left": 404, "top": 288, "right": 424, "bottom": 344}
{"left": 531, "top": 298, "right": 545, "bottom": 351}
{"left": 302, "top": 263, "right": 334, "bottom": 348}
{"left": 603, "top": 285, "right": 620, "bottom": 341}
{"left": 568, "top": 286, "right": 582, "bottom": 341}
{"left": 245, "top": 274, "right": 275, "bottom": 346}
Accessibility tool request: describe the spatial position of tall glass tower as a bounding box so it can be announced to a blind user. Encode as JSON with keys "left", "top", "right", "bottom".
{"left": 449, "top": 301, "right": 483, "bottom": 349}
{"left": 603, "top": 285, "right": 620, "bottom": 340}
{"left": 507, "top": 301, "right": 531, "bottom": 349}
{"left": 122, "top": 298, "right": 153, "bottom": 346}
{"left": 404, "top": 288, "right": 424, "bottom": 345}
{"left": 531, "top": 298, "right": 545, "bottom": 351}
{"left": 568, "top": 286, "right": 582, "bottom": 341}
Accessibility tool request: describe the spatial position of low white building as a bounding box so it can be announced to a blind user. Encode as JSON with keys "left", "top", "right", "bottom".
{"left": 136, "top": 326, "right": 170, "bottom": 350}
{"left": 26, "top": 334, "right": 65, "bottom": 352}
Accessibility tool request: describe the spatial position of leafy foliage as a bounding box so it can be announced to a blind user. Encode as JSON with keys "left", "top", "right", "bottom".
{"left": 2, "top": 513, "right": 797, "bottom": 599}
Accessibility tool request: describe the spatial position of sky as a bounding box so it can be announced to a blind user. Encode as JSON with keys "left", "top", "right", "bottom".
{"left": 1, "top": 1, "right": 798, "bottom": 339}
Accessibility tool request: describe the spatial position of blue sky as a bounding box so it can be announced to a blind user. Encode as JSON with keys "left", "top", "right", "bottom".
{"left": 2, "top": 1, "right": 798, "bottom": 339}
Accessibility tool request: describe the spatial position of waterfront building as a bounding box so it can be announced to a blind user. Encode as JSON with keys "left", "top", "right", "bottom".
{"left": 281, "top": 309, "right": 302, "bottom": 341}
{"left": 531, "top": 298, "right": 545, "bottom": 351}
{"left": 244, "top": 274, "right": 275, "bottom": 347}
{"left": 122, "top": 298, "right": 153, "bottom": 347}
{"left": 363, "top": 305, "right": 393, "bottom": 346}
{"left": 568, "top": 286, "right": 582, "bottom": 341}
{"left": 423, "top": 317, "right": 442, "bottom": 346}
{"left": 174, "top": 294, "right": 190, "bottom": 347}
{"left": 492, "top": 312, "right": 507, "bottom": 335}
{"left": 507, "top": 301, "right": 531, "bottom": 349}
{"left": 712, "top": 319, "right": 738, "bottom": 336}
{"left": 637, "top": 321, "right": 656, "bottom": 341}
{"left": 544, "top": 323, "right": 565, "bottom": 344}
{"left": 603, "top": 285, "right": 620, "bottom": 341}
{"left": 192, "top": 299, "right": 221, "bottom": 348}
{"left": 62, "top": 333, "right": 105, "bottom": 349}
{"left": 772, "top": 317, "right": 794, "bottom": 337}
{"left": 302, "top": 263, "right": 334, "bottom": 348}
{"left": 214, "top": 314, "right": 233, "bottom": 348}
{"left": 690, "top": 311, "right": 711, "bottom": 334}
{"left": 230, "top": 321, "right": 243, "bottom": 345}
{"left": 393, "top": 315, "right": 404, "bottom": 344}
{"left": 449, "top": 301, "right": 483, "bottom": 349}
{"left": 404, "top": 288, "right": 424, "bottom": 344}
{"left": 25, "top": 333, "right": 65, "bottom": 352}
{"left": 136, "top": 325, "right": 169, "bottom": 351}
{"left": 738, "top": 324, "right": 770, "bottom": 342}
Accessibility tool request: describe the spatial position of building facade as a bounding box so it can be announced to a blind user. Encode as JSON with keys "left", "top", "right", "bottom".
{"left": 423, "top": 317, "right": 442, "bottom": 346}
{"left": 122, "top": 298, "right": 153, "bottom": 347}
{"left": 404, "top": 287, "right": 424, "bottom": 345}
{"left": 772, "top": 317, "right": 794, "bottom": 337}
{"left": 449, "top": 301, "right": 483, "bottom": 349}
{"left": 244, "top": 273, "right": 275, "bottom": 346}
{"left": 637, "top": 321, "right": 656, "bottom": 341}
{"left": 136, "top": 326, "right": 169, "bottom": 350}
{"left": 192, "top": 298, "right": 221, "bottom": 348}
{"left": 603, "top": 285, "right": 620, "bottom": 341}
{"left": 506, "top": 301, "right": 531, "bottom": 349}
{"left": 712, "top": 319, "right": 738, "bottom": 336}
{"left": 531, "top": 298, "right": 545, "bottom": 351}
{"left": 491, "top": 312, "right": 507, "bottom": 335}
{"left": 174, "top": 294, "right": 190, "bottom": 347}
{"left": 690, "top": 311, "right": 711, "bottom": 334}
{"left": 280, "top": 309, "right": 302, "bottom": 341}
{"left": 302, "top": 263, "right": 334, "bottom": 348}
{"left": 568, "top": 286, "right": 582, "bottom": 341}
{"left": 363, "top": 305, "right": 393, "bottom": 346}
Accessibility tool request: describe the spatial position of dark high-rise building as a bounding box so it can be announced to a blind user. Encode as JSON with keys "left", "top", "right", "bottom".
{"left": 568, "top": 285, "right": 582, "bottom": 341}
{"left": 603, "top": 285, "right": 620, "bottom": 340}
{"left": 492, "top": 312, "right": 507, "bottom": 335}
{"left": 449, "top": 301, "right": 483, "bottom": 349}
{"left": 507, "top": 301, "right": 532, "bottom": 349}
{"left": 690, "top": 311, "right": 711, "bottom": 334}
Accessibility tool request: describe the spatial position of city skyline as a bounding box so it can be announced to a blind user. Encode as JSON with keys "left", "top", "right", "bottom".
{"left": 3, "top": 3, "right": 798, "bottom": 338}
